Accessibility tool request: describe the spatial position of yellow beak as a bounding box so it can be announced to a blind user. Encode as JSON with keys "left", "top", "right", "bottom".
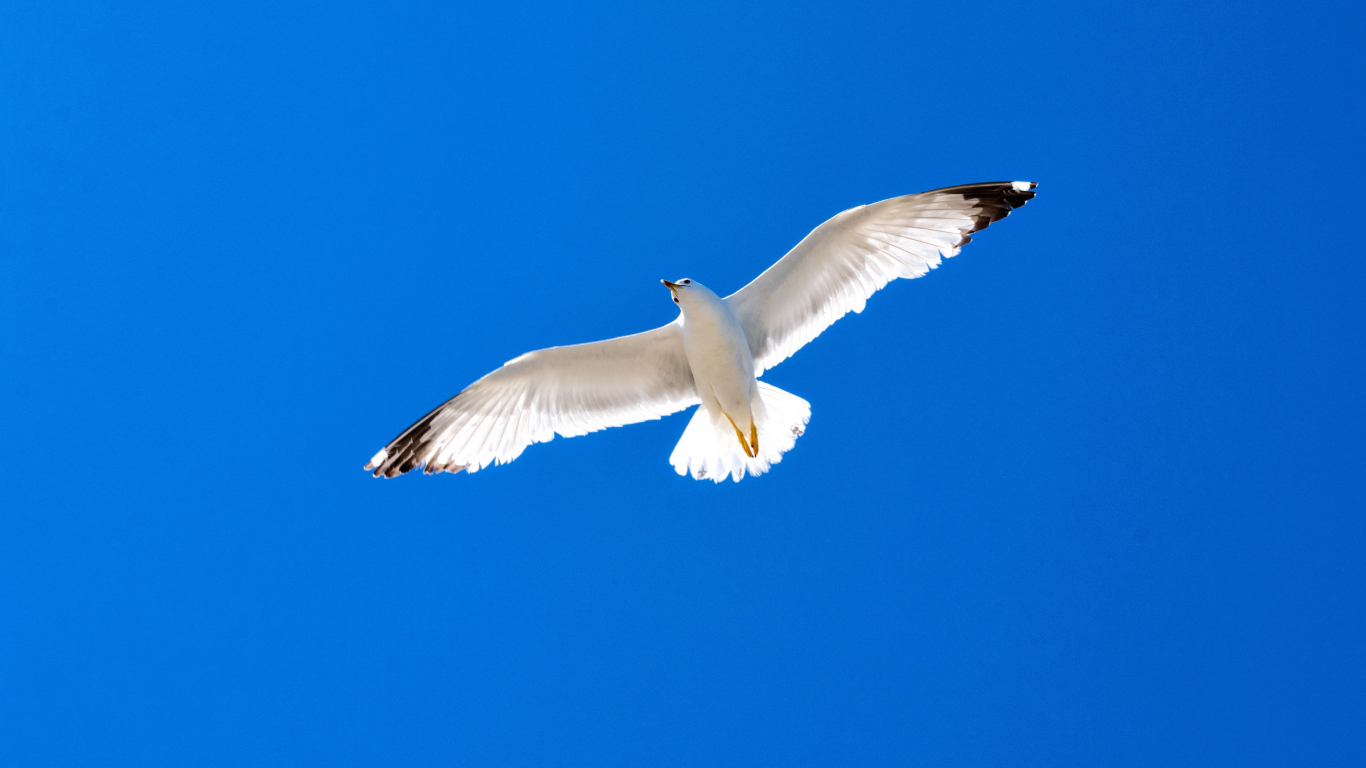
{"left": 662, "top": 279, "right": 679, "bottom": 296}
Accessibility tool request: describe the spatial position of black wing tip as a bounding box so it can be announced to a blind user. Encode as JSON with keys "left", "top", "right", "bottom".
{"left": 924, "top": 181, "right": 1038, "bottom": 237}
{"left": 999, "top": 181, "right": 1038, "bottom": 208}
{"left": 365, "top": 450, "right": 467, "bottom": 478}
{"left": 931, "top": 180, "right": 1038, "bottom": 206}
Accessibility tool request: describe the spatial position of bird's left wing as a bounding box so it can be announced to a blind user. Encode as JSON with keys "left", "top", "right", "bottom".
{"left": 365, "top": 322, "right": 697, "bottom": 477}
{"left": 727, "top": 181, "right": 1037, "bottom": 376}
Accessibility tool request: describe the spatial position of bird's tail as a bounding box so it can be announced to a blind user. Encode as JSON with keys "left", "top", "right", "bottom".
{"left": 669, "top": 381, "right": 810, "bottom": 482}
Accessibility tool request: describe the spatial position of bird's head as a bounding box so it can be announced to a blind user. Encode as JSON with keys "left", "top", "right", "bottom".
{"left": 661, "top": 278, "right": 700, "bottom": 307}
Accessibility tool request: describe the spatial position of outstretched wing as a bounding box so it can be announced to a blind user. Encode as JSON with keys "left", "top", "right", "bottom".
{"left": 365, "top": 322, "right": 697, "bottom": 477}
{"left": 727, "top": 181, "right": 1037, "bottom": 375}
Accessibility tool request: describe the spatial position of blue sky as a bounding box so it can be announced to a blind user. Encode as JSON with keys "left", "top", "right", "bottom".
{"left": 2, "top": 0, "right": 1363, "bottom": 765}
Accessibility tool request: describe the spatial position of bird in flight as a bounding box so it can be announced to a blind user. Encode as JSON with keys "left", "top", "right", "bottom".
{"left": 365, "top": 181, "right": 1038, "bottom": 482}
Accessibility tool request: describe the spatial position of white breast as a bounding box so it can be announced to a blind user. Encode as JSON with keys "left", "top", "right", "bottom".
{"left": 676, "top": 285, "right": 757, "bottom": 418}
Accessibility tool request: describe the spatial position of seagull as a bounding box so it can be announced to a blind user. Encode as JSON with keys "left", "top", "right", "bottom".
{"left": 365, "top": 181, "right": 1038, "bottom": 482}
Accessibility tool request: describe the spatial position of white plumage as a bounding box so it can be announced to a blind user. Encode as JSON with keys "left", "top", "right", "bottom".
{"left": 365, "top": 181, "right": 1037, "bottom": 482}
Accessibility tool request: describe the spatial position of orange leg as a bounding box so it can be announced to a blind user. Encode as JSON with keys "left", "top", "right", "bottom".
{"left": 725, "top": 414, "right": 756, "bottom": 458}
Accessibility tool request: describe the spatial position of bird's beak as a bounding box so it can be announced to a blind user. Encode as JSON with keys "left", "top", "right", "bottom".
{"left": 661, "top": 279, "right": 679, "bottom": 296}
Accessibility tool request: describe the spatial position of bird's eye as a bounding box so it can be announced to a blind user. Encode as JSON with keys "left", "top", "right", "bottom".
{"left": 681, "top": 279, "right": 691, "bottom": 284}
{"left": 673, "top": 297, "right": 679, "bottom": 303}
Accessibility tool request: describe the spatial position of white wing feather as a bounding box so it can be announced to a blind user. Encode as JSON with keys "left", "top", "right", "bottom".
{"left": 727, "top": 181, "right": 1037, "bottom": 375}
{"left": 365, "top": 322, "right": 697, "bottom": 477}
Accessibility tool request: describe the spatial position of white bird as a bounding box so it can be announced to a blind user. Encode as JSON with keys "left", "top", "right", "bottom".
{"left": 365, "top": 181, "right": 1038, "bottom": 482}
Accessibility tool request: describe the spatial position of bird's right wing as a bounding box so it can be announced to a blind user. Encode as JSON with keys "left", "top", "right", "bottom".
{"left": 365, "top": 321, "right": 698, "bottom": 477}
{"left": 727, "top": 181, "right": 1037, "bottom": 375}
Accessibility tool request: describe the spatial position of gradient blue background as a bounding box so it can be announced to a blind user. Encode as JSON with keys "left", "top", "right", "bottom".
{"left": 3, "top": 0, "right": 1363, "bottom": 765}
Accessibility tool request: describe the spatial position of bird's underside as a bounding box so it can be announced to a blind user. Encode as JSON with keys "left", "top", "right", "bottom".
{"left": 364, "top": 181, "right": 1038, "bottom": 482}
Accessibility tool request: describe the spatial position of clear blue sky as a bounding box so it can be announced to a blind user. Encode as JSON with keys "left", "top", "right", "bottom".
{"left": 2, "top": 0, "right": 1363, "bottom": 765}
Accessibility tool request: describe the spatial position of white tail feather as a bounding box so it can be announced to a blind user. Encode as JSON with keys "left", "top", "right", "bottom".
{"left": 669, "top": 381, "right": 811, "bottom": 482}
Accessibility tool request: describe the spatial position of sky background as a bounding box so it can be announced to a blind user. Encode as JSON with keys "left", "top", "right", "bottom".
{"left": 2, "top": 0, "right": 1364, "bottom": 765}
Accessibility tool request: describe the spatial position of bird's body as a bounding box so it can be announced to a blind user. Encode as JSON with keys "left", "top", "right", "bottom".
{"left": 673, "top": 281, "right": 759, "bottom": 452}
{"left": 365, "top": 181, "right": 1038, "bottom": 482}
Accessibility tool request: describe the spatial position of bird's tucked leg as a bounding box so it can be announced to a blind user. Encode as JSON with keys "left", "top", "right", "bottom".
{"left": 724, "top": 413, "right": 756, "bottom": 458}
